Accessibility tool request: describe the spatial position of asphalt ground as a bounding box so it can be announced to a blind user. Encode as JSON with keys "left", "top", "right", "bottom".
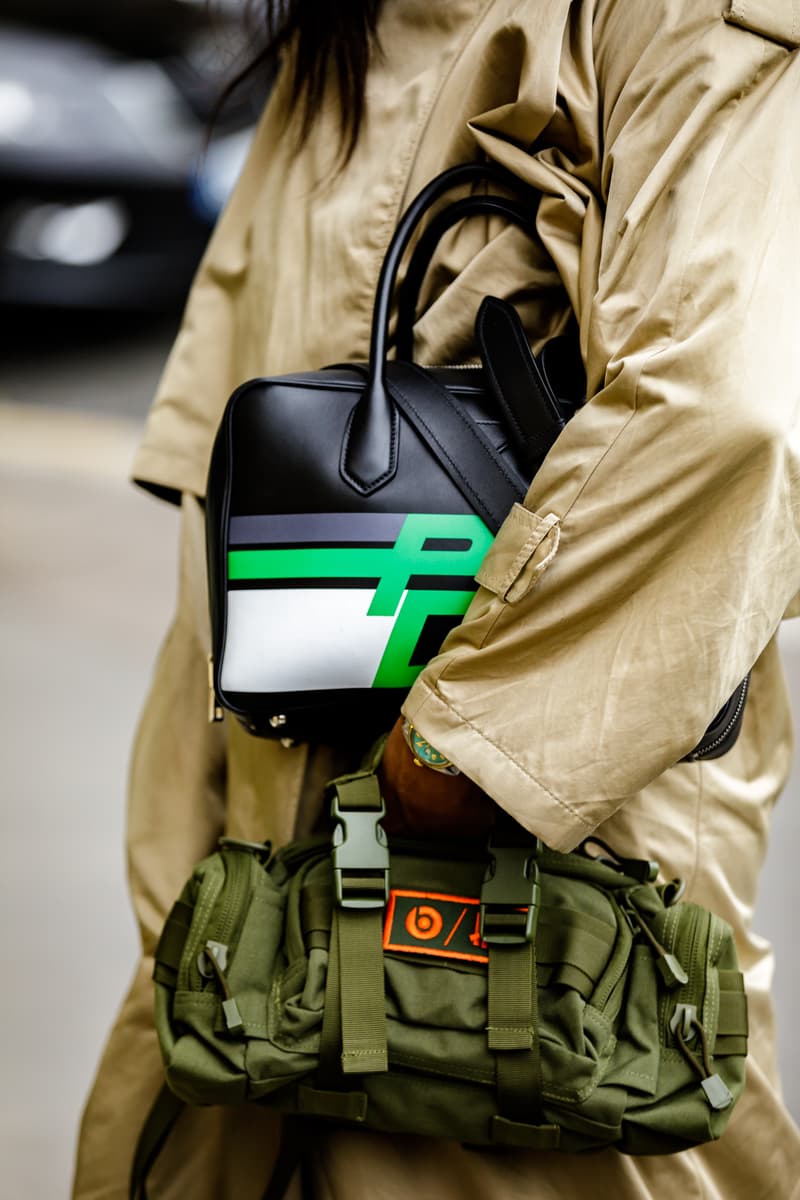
{"left": 1, "top": 314, "right": 798, "bottom": 1197}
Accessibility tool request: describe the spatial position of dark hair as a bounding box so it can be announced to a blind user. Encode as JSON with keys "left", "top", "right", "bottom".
{"left": 231, "top": 1, "right": 383, "bottom": 163}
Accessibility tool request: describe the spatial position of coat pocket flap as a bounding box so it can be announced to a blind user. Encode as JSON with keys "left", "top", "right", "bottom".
{"left": 475, "top": 504, "right": 560, "bottom": 602}
{"left": 723, "top": 2, "right": 800, "bottom": 48}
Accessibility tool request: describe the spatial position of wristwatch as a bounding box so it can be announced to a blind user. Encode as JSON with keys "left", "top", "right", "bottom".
{"left": 401, "top": 719, "right": 461, "bottom": 775}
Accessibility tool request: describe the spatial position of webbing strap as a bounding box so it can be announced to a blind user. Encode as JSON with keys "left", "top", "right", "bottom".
{"left": 717, "top": 990, "right": 749, "bottom": 1036}
{"left": 491, "top": 1114, "right": 561, "bottom": 1150}
{"left": 483, "top": 816, "right": 559, "bottom": 1145}
{"left": 152, "top": 900, "right": 193, "bottom": 988}
{"left": 312, "top": 910, "right": 373, "bottom": 1121}
{"left": 336, "top": 906, "right": 388, "bottom": 1074}
{"left": 713, "top": 1034, "right": 748, "bottom": 1056}
{"left": 261, "top": 1118, "right": 313, "bottom": 1200}
{"left": 317, "top": 903, "right": 344, "bottom": 1084}
{"left": 488, "top": 939, "right": 546, "bottom": 1125}
{"left": 487, "top": 941, "right": 560, "bottom": 1145}
{"left": 329, "top": 772, "right": 383, "bottom": 812}
{"left": 714, "top": 972, "right": 748, "bottom": 1055}
{"left": 296, "top": 1084, "right": 368, "bottom": 1122}
{"left": 325, "top": 766, "right": 389, "bottom": 1075}
{"left": 129, "top": 1085, "right": 185, "bottom": 1200}
{"left": 300, "top": 885, "right": 333, "bottom": 939}
{"left": 487, "top": 940, "right": 535, "bottom": 1052}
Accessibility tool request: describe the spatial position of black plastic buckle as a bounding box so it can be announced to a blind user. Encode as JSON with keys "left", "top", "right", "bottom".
{"left": 480, "top": 834, "right": 541, "bottom": 944}
{"left": 331, "top": 792, "right": 390, "bottom": 910}
{"left": 578, "top": 836, "right": 659, "bottom": 883}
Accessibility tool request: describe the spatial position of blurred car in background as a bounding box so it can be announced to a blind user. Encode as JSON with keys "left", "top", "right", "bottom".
{"left": 0, "top": 0, "right": 265, "bottom": 312}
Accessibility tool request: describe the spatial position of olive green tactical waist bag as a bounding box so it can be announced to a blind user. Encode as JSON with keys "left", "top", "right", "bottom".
{"left": 131, "top": 766, "right": 748, "bottom": 1198}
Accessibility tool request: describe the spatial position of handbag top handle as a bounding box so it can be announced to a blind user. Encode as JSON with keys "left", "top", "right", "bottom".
{"left": 394, "top": 192, "right": 538, "bottom": 361}
{"left": 343, "top": 162, "right": 542, "bottom": 492}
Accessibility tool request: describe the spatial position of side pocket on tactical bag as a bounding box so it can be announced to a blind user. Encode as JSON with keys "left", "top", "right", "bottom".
{"left": 614, "top": 894, "right": 748, "bottom": 1153}
{"left": 247, "top": 855, "right": 334, "bottom": 1097}
{"left": 154, "top": 843, "right": 286, "bottom": 1105}
{"left": 598, "top": 943, "right": 661, "bottom": 1097}
{"left": 535, "top": 871, "right": 632, "bottom": 1135}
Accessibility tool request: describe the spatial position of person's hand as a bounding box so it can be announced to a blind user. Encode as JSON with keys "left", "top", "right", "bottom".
{"left": 378, "top": 717, "right": 496, "bottom": 840}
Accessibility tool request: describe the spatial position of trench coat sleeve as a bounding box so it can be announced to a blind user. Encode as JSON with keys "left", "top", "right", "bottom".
{"left": 402, "top": 2, "right": 800, "bottom": 852}
{"left": 72, "top": 496, "right": 228, "bottom": 1197}
{"left": 131, "top": 103, "right": 280, "bottom": 504}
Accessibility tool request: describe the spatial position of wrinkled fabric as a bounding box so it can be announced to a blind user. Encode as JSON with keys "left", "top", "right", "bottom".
{"left": 75, "top": 1, "right": 800, "bottom": 1196}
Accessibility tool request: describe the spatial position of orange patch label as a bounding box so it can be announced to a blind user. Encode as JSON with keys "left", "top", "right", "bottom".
{"left": 383, "top": 889, "right": 488, "bottom": 964}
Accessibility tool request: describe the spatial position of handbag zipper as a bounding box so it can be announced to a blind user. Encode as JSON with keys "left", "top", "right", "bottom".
{"left": 687, "top": 676, "right": 750, "bottom": 761}
{"left": 419, "top": 362, "right": 483, "bottom": 369}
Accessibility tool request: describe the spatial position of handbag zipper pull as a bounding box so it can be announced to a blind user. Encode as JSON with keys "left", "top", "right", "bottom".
{"left": 671, "top": 1004, "right": 733, "bottom": 1111}
{"left": 628, "top": 906, "right": 689, "bottom": 988}
{"left": 201, "top": 940, "right": 244, "bottom": 1034}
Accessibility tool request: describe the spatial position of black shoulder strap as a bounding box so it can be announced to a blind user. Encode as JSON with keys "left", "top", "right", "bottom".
{"left": 262, "top": 1117, "right": 316, "bottom": 1200}
{"left": 475, "top": 296, "right": 567, "bottom": 475}
{"left": 385, "top": 361, "right": 527, "bottom": 533}
{"left": 130, "top": 1091, "right": 310, "bottom": 1200}
{"left": 129, "top": 1086, "right": 185, "bottom": 1200}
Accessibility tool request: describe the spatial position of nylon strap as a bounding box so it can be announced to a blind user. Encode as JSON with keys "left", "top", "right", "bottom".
{"left": 129, "top": 1086, "right": 185, "bottom": 1200}
{"left": 476, "top": 295, "right": 566, "bottom": 475}
{"left": 717, "top": 990, "right": 749, "bottom": 1036}
{"left": 296, "top": 1084, "right": 368, "bottom": 1122}
{"left": 261, "top": 1118, "right": 313, "bottom": 1200}
{"left": 539, "top": 961, "right": 593, "bottom": 999}
{"left": 313, "top": 898, "right": 372, "bottom": 1118}
{"left": 491, "top": 1115, "right": 561, "bottom": 1150}
{"left": 487, "top": 940, "right": 534, "bottom": 1052}
{"left": 714, "top": 973, "right": 748, "bottom": 1055}
{"left": 329, "top": 772, "right": 383, "bottom": 811}
{"left": 718, "top": 969, "right": 745, "bottom": 991}
{"left": 488, "top": 939, "right": 545, "bottom": 1120}
{"left": 325, "top": 768, "right": 389, "bottom": 1075}
{"left": 300, "top": 885, "right": 333, "bottom": 940}
{"left": 152, "top": 900, "right": 193, "bottom": 988}
{"left": 483, "top": 815, "right": 559, "bottom": 1145}
{"left": 386, "top": 362, "right": 525, "bottom": 533}
{"left": 336, "top": 905, "right": 388, "bottom": 1074}
{"left": 317, "top": 900, "right": 344, "bottom": 1084}
{"left": 712, "top": 1034, "right": 748, "bottom": 1056}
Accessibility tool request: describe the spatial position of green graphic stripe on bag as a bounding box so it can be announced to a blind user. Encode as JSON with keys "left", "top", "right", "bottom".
{"left": 221, "top": 513, "right": 493, "bottom": 692}
{"left": 227, "top": 513, "right": 493, "bottom": 615}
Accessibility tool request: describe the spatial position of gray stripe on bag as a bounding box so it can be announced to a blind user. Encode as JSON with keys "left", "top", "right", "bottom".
{"left": 228, "top": 512, "right": 407, "bottom": 545}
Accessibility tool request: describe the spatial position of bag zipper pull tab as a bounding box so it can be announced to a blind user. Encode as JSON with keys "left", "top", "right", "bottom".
{"left": 671, "top": 1005, "right": 734, "bottom": 1111}
{"left": 700, "top": 1074, "right": 735, "bottom": 1111}
{"left": 202, "top": 939, "right": 244, "bottom": 1034}
{"left": 629, "top": 906, "right": 689, "bottom": 988}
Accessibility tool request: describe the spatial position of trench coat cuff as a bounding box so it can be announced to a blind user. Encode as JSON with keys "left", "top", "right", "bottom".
{"left": 131, "top": 445, "right": 206, "bottom": 506}
{"left": 401, "top": 680, "right": 595, "bottom": 854}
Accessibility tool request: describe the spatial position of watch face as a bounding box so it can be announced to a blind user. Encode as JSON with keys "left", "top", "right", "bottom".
{"left": 409, "top": 726, "right": 453, "bottom": 770}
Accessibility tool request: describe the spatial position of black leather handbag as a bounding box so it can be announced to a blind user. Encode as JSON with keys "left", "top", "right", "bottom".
{"left": 205, "top": 162, "right": 748, "bottom": 756}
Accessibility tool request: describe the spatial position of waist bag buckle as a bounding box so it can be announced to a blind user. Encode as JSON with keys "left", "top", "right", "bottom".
{"left": 331, "top": 786, "right": 390, "bottom": 910}
{"left": 480, "top": 832, "right": 542, "bottom": 944}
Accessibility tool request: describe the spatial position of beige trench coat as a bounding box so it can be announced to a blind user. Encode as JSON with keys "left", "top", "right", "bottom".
{"left": 74, "top": 0, "right": 800, "bottom": 1195}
